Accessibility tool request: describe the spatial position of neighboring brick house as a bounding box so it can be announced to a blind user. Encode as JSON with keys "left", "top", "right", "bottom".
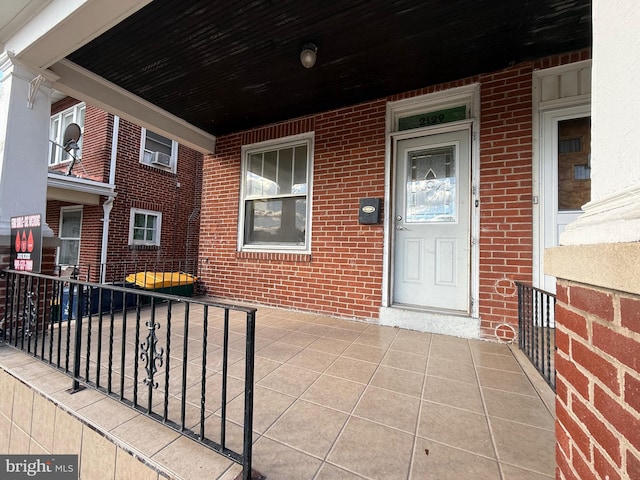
{"left": 45, "top": 97, "right": 203, "bottom": 283}
{"left": 198, "top": 49, "right": 592, "bottom": 342}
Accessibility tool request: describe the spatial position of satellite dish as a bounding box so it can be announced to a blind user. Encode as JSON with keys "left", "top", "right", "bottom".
{"left": 62, "top": 123, "right": 82, "bottom": 152}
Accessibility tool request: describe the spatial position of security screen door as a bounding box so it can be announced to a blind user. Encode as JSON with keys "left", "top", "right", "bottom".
{"left": 393, "top": 128, "right": 471, "bottom": 312}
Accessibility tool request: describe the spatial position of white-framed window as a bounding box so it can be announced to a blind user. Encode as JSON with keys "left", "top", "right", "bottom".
{"left": 129, "top": 208, "right": 162, "bottom": 247}
{"left": 57, "top": 207, "right": 83, "bottom": 266}
{"left": 139, "top": 128, "right": 178, "bottom": 172}
{"left": 50, "top": 103, "right": 86, "bottom": 165}
{"left": 238, "top": 133, "right": 314, "bottom": 252}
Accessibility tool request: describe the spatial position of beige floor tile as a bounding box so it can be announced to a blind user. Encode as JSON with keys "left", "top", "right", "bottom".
{"left": 279, "top": 330, "right": 321, "bottom": 348}
{"left": 389, "top": 336, "right": 431, "bottom": 357}
{"left": 323, "top": 327, "right": 362, "bottom": 343}
{"left": 265, "top": 400, "right": 348, "bottom": 457}
{"left": 429, "top": 342, "right": 474, "bottom": 365}
{"left": 353, "top": 331, "right": 395, "bottom": 349}
{"left": 227, "top": 355, "right": 279, "bottom": 382}
{"left": 476, "top": 367, "right": 537, "bottom": 396}
{"left": 308, "top": 336, "right": 351, "bottom": 355}
{"left": 369, "top": 365, "right": 424, "bottom": 397}
{"left": 31, "top": 394, "right": 57, "bottom": 452}
{"left": 256, "top": 341, "right": 303, "bottom": 363}
{"left": 301, "top": 375, "right": 366, "bottom": 413}
{"left": 418, "top": 400, "right": 495, "bottom": 457}
{"left": 50, "top": 384, "right": 112, "bottom": 411}
{"left": 490, "top": 417, "right": 555, "bottom": 476}
{"left": 501, "top": 464, "right": 554, "bottom": 479}
{"left": 111, "top": 415, "right": 181, "bottom": 457}
{"left": 27, "top": 370, "right": 75, "bottom": 395}
{"left": 328, "top": 416, "right": 414, "bottom": 480}
{"left": 354, "top": 386, "right": 420, "bottom": 433}
{"left": 153, "top": 436, "right": 235, "bottom": 480}
{"left": 324, "top": 357, "right": 377, "bottom": 384}
{"left": 470, "top": 340, "right": 511, "bottom": 355}
{"left": 381, "top": 349, "right": 428, "bottom": 374}
{"left": 427, "top": 357, "right": 478, "bottom": 384}
{"left": 474, "top": 351, "right": 523, "bottom": 372}
{"left": 296, "top": 322, "right": 334, "bottom": 336}
{"left": 253, "top": 436, "right": 323, "bottom": 479}
{"left": 258, "top": 364, "right": 320, "bottom": 397}
{"left": 80, "top": 426, "right": 116, "bottom": 480}
{"left": 286, "top": 348, "right": 338, "bottom": 373}
{"left": 342, "top": 343, "right": 386, "bottom": 364}
{"left": 202, "top": 415, "right": 247, "bottom": 453}
{"left": 410, "top": 438, "right": 501, "bottom": 480}
{"left": 115, "top": 448, "right": 159, "bottom": 480}
{"left": 225, "top": 385, "right": 295, "bottom": 434}
{"left": 315, "top": 463, "right": 368, "bottom": 479}
{"left": 79, "top": 397, "right": 140, "bottom": 431}
{"left": 423, "top": 376, "right": 484, "bottom": 413}
{"left": 483, "top": 388, "right": 555, "bottom": 430}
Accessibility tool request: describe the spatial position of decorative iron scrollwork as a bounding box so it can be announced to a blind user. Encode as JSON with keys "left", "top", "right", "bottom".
{"left": 140, "top": 320, "right": 164, "bottom": 388}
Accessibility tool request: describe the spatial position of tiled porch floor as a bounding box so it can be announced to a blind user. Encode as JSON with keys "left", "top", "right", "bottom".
{"left": 0, "top": 303, "right": 556, "bottom": 479}
{"left": 246, "top": 307, "right": 555, "bottom": 480}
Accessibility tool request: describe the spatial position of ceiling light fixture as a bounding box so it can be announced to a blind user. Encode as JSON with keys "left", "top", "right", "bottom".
{"left": 300, "top": 43, "right": 318, "bottom": 68}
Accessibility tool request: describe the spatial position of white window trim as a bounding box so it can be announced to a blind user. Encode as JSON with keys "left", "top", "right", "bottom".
{"left": 50, "top": 103, "right": 86, "bottom": 165}
{"left": 57, "top": 205, "right": 83, "bottom": 266}
{"left": 128, "top": 208, "right": 162, "bottom": 247}
{"left": 139, "top": 127, "right": 179, "bottom": 173}
{"left": 238, "top": 132, "right": 314, "bottom": 254}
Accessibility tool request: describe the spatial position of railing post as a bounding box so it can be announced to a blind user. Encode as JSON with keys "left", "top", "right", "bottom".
{"left": 71, "top": 283, "right": 84, "bottom": 392}
{"left": 242, "top": 310, "right": 256, "bottom": 480}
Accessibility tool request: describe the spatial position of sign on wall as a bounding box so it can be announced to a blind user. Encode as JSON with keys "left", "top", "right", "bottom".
{"left": 10, "top": 214, "right": 42, "bottom": 272}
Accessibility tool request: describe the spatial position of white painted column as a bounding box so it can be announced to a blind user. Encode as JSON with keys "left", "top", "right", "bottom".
{"left": 0, "top": 52, "right": 55, "bottom": 241}
{"left": 560, "top": 0, "right": 640, "bottom": 245}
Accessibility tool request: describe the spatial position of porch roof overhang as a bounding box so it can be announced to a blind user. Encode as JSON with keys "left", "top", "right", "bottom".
{"left": 4, "top": 0, "right": 591, "bottom": 151}
{"left": 47, "top": 171, "right": 115, "bottom": 205}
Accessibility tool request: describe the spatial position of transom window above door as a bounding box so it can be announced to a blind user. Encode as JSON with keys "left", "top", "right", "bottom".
{"left": 239, "top": 133, "right": 313, "bottom": 253}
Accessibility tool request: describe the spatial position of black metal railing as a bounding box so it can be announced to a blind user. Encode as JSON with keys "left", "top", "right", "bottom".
{"left": 57, "top": 258, "right": 207, "bottom": 296}
{"left": 516, "top": 282, "right": 556, "bottom": 391}
{"left": 1, "top": 269, "right": 256, "bottom": 480}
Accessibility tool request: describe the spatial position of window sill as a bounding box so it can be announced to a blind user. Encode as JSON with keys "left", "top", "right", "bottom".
{"left": 128, "top": 244, "right": 160, "bottom": 251}
{"left": 236, "top": 251, "right": 312, "bottom": 263}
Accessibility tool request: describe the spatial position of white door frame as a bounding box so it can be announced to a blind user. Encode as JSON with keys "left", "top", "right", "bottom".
{"left": 381, "top": 84, "right": 480, "bottom": 335}
{"left": 534, "top": 103, "right": 591, "bottom": 292}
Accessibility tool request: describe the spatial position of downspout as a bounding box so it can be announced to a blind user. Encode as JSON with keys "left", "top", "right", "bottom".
{"left": 100, "top": 115, "right": 119, "bottom": 283}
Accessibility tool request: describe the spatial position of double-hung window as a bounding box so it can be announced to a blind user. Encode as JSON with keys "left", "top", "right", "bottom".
{"left": 58, "top": 207, "right": 82, "bottom": 266}
{"left": 239, "top": 133, "right": 313, "bottom": 252}
{"left": 139, "top": 128, "right": 178, "bottom": 172}
{"left": 50, "top": 103, "right": 85, "bottom": 165}
{"left": 129, "top": 208, "right": 162, "bottom": 247}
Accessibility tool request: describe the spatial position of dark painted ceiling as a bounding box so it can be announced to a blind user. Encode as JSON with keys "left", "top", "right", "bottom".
{"left": 68, "top": 0, "right": 591, "bottom": 136}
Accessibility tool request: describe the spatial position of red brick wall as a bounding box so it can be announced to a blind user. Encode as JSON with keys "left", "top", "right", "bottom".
{"left": 555, "top": 281, "right": 640, "bottom": 480}
{"left": 199, "top": 49, "right": 590, "bottom": 332}
{"left": 47, "top": 100, "right": 203, "bottom": 281}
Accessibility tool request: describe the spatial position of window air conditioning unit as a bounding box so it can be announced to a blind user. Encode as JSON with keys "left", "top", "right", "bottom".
{"left": 151, "top": 151, "right": 172, "bottom": 167}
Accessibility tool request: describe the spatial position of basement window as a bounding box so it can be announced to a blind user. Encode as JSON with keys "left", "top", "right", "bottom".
{"left": 239, "top": 133, "right": 313, "bottom": 253}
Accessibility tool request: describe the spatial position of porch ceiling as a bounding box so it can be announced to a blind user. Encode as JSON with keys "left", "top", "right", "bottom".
{"left": 67, "top": 0, "right": 591, "bottom": 136}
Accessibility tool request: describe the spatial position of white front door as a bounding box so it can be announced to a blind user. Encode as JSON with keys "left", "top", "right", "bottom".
{"left": 392, "top": 128, "right": 471, "bottom": 313}
{"left": 541, "top": 105, "right": 591, "bottom": 293}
